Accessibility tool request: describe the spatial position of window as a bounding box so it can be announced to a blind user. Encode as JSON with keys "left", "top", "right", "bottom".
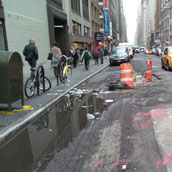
{"left": 164, "top": 48, "right": 168, "bottom": 54}
{"left": 71, "top": 0, "right": 80, "bottom": 14}
{"left": 83, "top": 0, "right": 89, "bottom": 20}
{"left": 72, "top": 21, "right": 81, "bottom": 35}
{"left": 84, "top": 26, "right": 90, "bottom": 37}
{"left": 91, "top": 3, "right": 93, "bottom": 14}
{"left": 169, "top": 48, "right": 172, "bottom": 54}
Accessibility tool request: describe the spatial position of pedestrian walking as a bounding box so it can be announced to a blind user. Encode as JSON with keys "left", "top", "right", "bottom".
{"left": 23, "top": 39, "right": 38, "bottom": 68}
{"left": 70, "top": 47, "right": 78, "bottom": 68}
{"left": 51, "top": 42, "right": 62, "bottom": 85}
{"left": 99, "top": 47, "right": 104, "bottom": 64}
{"left": 81, "top": 48, "right": 91, "bottom": 71}
{"left": 93, "top": 47, "right": 100, "bottom": 65}
{"left": 70, "top": 47, "right": 75, "bottom": 59}
{"left": 73, "top": 49, "right": 78, "bottom": 68}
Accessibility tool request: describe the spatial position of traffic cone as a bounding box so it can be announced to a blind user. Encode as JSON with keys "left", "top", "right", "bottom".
{"left": 144, "top": 59, "right": 152, "bottom": 82}
{"left": 120, "top": 62, "right": 133, "bottom": 86}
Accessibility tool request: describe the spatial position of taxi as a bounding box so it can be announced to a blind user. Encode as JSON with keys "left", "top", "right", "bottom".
{"left": 161, "top": 46, "right": 172, "bottom": 71}
{"left": 144, "top": 49, "right": 152, "bottom": 54}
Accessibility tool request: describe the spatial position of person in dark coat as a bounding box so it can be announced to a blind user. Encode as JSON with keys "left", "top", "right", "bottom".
{"left": 73, "top": 49, "right": 78, "bottom": 68}
{"left": 23, "top": 39, "right": 38, "bottom": 68}
{"left": 70, "top": 47, "right": 78, "bottom": 68}
{"left": 99, "top": 47, "right": 104, "bottom": 64}
{"left": 93, "top": 47, "right": 100, "bottom": 65}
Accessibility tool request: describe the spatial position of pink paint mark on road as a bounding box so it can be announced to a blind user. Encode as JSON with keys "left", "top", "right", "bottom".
{"left": 155, "top": 152, "right": 172, "bottom": 172}
{"left": 131, "top": 108, "right": 171, "bottom": 130}
{"left": 93, "top": 161, "right": 103, "bottom": 166}
{"left": 113, "top": 155, "right": 128, "bottom": 168}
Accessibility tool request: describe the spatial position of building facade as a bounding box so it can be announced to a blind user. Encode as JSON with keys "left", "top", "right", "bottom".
{"left": 64, "top": 0, "right": 93, "bottom": 51}
{"left": 47, "top": 0, "right": 69, "bottom": 55}
{"left": 91, "top": 0, "right": 101, "bottom": 50}
{"left": 2, "top": 0, "right": 50, "bottom": 74}
{"left": 119, "top": 0, "right": 127, "bottom": 42}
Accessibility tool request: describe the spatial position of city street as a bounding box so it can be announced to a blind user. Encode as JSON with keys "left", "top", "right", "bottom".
{"left": 1, "top": 0, "right": 172, "bottom": 171}
{"left": 1, "top": 53, "right": 172, "bottom": 171}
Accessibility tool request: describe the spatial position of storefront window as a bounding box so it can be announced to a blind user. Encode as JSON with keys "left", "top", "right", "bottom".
{"left": 72, "top": 21, "right": 81, "bottom": 35}
{"left": 84, "top": 26, "right": 90, "bottom": 37}
{"left": 0, "top": 20, "right": 5, "bottom": 50}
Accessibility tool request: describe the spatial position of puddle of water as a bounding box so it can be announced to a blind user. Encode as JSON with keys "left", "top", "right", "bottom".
{"left": 0, "top": 93, "right": 107, "bottom": 172}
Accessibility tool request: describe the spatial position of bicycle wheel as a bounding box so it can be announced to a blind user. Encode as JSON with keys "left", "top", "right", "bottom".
{"left": 60, "top": 63, "right": 66, "bottom": 85}
{"left": 25, "top": 78, "right": 35, "bottom": 98}
{"left": 39, "top": 76, "right": 51, "bottom": 91}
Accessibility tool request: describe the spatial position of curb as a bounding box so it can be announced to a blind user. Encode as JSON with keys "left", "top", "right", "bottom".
{"left": 0, "top": 63, "right": 109, "bottom": 146}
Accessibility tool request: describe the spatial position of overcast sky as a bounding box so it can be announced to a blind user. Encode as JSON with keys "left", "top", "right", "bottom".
{"left": 123, "top": 0, "right": 141, "bottom": 44}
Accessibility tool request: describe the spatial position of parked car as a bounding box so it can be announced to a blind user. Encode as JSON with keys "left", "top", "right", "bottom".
{"left": 140, "top": 47, "right": 145, "bottom": 52}
{"left": 135, "top": 49, "right": 140, "bottom": 53}
{"left": 144, "top": 48, "right": 152, "bottom": 54}
{"left": 109, "top": 46, "right": 130, "bottom": 66}
{"left": 152, "top": 48, "right": 156, "bottom": 55}
{"left": 155, "top": 48, "right": 162, "bottom": 56}
{"left": 161, "top": 46, "right": 172, "bottom": 70}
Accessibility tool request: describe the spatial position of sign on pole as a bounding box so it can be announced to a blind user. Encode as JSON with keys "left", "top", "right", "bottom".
{"left": 110, "top": 22, "right": 112, "bottom": 36}
{"left": 103, "top": 0, "right": 109, "bottom": 9}
{"left": 104, "top": 9, "right": 109, "bottom": 35}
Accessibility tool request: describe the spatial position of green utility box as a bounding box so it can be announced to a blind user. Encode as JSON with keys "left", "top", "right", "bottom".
{"left": 0, "top": 51, "right": 24, "bottom": 110}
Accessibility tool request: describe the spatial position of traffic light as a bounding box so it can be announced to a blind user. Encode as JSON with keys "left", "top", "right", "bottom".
{"left": 98, "top": 42, "right": 105, "bottom": 47}
{"left": 107, "top": 35, "right": 112, "bottom": 41}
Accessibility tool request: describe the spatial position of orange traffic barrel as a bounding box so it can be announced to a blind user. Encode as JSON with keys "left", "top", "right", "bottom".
{"left": 120, "top": 62, "right": 133, "bottom": 86}
{"left": 144, "top": 59, "right": 152, "bottom": 82}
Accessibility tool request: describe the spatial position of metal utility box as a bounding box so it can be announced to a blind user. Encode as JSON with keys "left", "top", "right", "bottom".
{"left": 0, "top": 51, "right": 24, "bottom": 110}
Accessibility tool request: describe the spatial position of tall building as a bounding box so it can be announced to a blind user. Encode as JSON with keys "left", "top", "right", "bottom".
{"left": 119, "top": 0, "right": 127, "bottom": 42}
{"left": 109, "top": 0, "right": 120, "bottom": 46}
{"left": 91, "top": 0, "right": 101, "bottom": 50}
{"left": 135, "top": 3, "right": 143, "bottom": 46}
{"left": 168, "top": 0, "right": 172, "bottom": 44}
{"left": 159, "top": 0, "right": 171, "bottom": 47}
{"left": 98, "top": 0, "right": 104, "bottom": 34}
{"left": 155, "top": 0, "right": 161, "bottom": 40}
{"left": 64, "top": 0, "right": 92, "bottom": 51}
{"left": 136, "top": 0, "right": 158, "bottom": 48}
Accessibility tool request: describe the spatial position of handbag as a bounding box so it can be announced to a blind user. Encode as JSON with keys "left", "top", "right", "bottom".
{"left": 47, "top": 53, "right": 52, "bottom": 60}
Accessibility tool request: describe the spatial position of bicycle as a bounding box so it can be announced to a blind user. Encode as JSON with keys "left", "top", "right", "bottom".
{"left": 60, "top": 55, "right": 72, "bottom": 85}
{"left": 25, "top": 64, "right": 51, "bottom": 98}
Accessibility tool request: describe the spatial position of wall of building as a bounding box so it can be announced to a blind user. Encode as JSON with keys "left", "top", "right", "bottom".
{"left": 2, "top": 0, "right": 50, "bottom": 74}
{"left": 64, "top": 0, "right": 92, "bottom": 52}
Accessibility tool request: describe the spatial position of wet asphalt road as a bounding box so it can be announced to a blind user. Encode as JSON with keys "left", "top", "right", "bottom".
{"left": 41, "top": 53, "right": 172, "bottom": 172}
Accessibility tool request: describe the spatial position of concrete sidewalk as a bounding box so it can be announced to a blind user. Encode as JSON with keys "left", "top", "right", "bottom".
{"left": 0, "top": 58, "right": 109, "bottom": 145}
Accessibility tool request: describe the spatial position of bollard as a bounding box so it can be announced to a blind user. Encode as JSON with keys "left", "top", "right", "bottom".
{"left": 144, "top": 59, "right": 152, "bottom": 82}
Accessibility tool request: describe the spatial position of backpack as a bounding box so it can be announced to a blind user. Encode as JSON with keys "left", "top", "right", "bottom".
{"left": 94, "top": 50, "right": 99, "bottom": 58}
{"left": 84, "top": 51, "right": 89, "bottom": 59}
